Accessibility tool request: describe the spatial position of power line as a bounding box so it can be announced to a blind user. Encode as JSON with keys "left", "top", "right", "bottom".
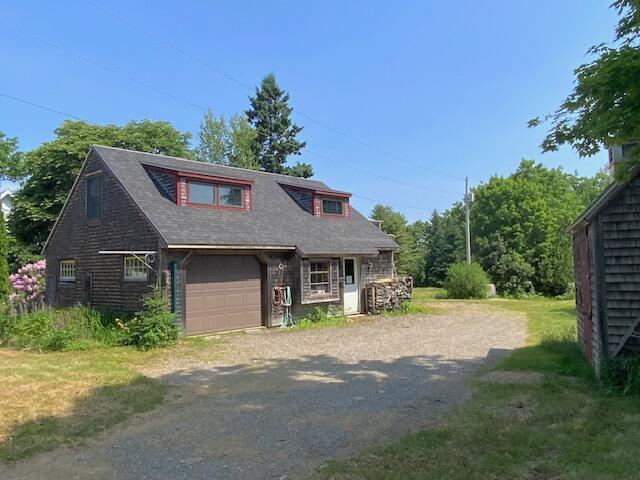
{"left": 306, "top": 149, "right": 460, "bottom": 195}
{"left": 0, "top": 92, "right": 443, "bottom": 214}
{"left": 2, "top": 19, "right": 464, "bottom": 195}
{"left": 351, "top": 193, "right": 436, "bottom": 212}
{"left": 0, "top": 92, "right": 94, "bottom": 123}
{"left": 0, "top": 20, "right": 207, "bottom": 113}
{"left": 82, "top": 0, "right": 466, "bottom": 182}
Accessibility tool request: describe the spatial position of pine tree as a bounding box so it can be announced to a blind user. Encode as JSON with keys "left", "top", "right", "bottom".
{"left": 0, "top": 211, "right": 11, "bottom": 302}
{"left": 245, "top": 74, "right": 312, "bottom": 177}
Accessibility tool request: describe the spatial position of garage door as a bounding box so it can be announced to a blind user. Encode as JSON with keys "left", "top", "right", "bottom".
{"left": 185, "top": 255, "right": 262, "bottom": 335}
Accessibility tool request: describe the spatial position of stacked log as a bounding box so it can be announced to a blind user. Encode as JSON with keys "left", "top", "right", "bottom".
{"left": 365, "top": 277, "right": 413, "bottom": 314}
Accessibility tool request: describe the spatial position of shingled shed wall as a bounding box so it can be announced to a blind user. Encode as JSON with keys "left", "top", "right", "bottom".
{"left": 572, "top": 173, "right": 640, "bottom": 371}
{"left": 600, "top": 175, "right": 640, "bottom": 355}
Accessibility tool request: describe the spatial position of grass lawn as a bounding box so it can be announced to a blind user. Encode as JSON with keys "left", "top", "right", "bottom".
{"left": 0, "top": 337, "right": 220, "bottom": 462}
{"left": 313, "top": 289, "right": 640, "bottom": 479}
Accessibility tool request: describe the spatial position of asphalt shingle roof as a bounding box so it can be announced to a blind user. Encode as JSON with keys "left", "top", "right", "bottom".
{"left": 94, "top": 146, "right": 398, "bottom": 256}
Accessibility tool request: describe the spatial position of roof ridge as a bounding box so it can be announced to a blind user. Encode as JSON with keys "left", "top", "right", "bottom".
{"left": 92, "top": 145, "right": 326, "bottom": 185}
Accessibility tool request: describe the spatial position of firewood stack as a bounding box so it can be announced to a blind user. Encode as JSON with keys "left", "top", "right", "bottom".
{"left": 365, "top": 277, "right": 413, "bottom": 314}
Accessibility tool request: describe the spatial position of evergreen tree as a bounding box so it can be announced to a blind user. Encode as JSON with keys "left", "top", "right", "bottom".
{"left": 245, "top": 74, "right": 312, "bottom": 177}
{"left": 0, "top": 211, "right": 10, "bottom": 302}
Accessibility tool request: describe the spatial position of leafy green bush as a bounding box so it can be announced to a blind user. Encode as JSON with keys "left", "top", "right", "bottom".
{"left": 601, "top": 356, "right": 640, "bottom": 396}
{"left": 444, "top": 262, "right": 488, "bottom": 299}
{"left": 0, "top": 307, "right": 123, "bottom": 351}
{"left": 490, "top": 251, "right": 535, "bottom": 297}
{"left": 119, "top": 287, "right": 179, "bottom": 350}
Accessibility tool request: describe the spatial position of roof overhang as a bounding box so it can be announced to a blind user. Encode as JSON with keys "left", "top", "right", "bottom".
{"left": 279, "top": 182, "right": 351, "bottom": 198}
{"left": 142, "top": 163, "right": 254, "bottom": 186}
{"left": 166, "top": 244, "right": 296, "bottom": 250}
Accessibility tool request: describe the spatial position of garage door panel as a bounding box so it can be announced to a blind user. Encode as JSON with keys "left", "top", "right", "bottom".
{"left": 186, "top": 255, "right": 262, "bottom": 335}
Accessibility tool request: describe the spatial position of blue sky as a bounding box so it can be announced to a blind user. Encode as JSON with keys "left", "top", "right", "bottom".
{"left": 1, "top": 0, "right": 617, "bottom": 221}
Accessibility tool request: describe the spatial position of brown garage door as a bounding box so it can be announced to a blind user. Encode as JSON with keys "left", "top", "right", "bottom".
{"left": 185, "top": 255, "right": 262, "bottom": 335}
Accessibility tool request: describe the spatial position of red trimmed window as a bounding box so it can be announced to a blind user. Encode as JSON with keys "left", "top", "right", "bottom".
{"left": 186, "top": 180, "right": 246, "bottom": 209}
{"left": 314, "top": 195, "right": 350, "bottom": 219}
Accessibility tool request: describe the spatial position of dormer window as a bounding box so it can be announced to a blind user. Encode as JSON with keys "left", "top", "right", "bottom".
{"left": 188, "top": 181, "right": 215, "bottom": 205}
{"left": 322, "top": 199, "right": 343, "bottom": 215}
{"left": 186, "top": 180, "right": 245, "bottom": 209}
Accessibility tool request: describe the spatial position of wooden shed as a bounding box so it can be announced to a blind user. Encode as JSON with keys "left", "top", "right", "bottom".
{"left": 569, "top": 165, "right": 640, "bottom": 371}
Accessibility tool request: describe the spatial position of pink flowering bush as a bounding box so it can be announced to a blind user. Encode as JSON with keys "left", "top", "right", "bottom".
{"left": 9, "top": 260, "right": 46, "bottom": 313}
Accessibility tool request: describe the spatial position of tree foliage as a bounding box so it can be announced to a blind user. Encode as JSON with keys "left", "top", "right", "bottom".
{"left": 8, "top": 120, "right": 192, "bottom": 250}
{"left": 245, "top": 74, "right": 313, "bottom": 177}
{"left": 370, "top": 205, "right": 423, "bottom": 278}
{"left": 471, "top": 160, "right": 605, "bottom": 296}
{"left": 0, "top": 210, "right": 10, "bottom": 302}
{"left": 444, "top": 262, "right": 488, "bottom": 299}
{"left": 422, "top": 205, "right": 466, "bottom": 286}
{"left": 195, "top": 109, "right": 258, "bottom": 169}
{"left": 0, "top": 131, "right": 25, "bottom": 181}
{"left": 531, "top": 0, "right": 640, "bottom": 177}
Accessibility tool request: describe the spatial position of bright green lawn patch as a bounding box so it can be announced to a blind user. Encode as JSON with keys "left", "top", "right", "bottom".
{"left": 313, "top": 295, "right": 640, "bottom": 480}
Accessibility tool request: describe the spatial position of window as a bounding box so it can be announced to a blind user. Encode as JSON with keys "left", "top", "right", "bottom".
{"left": 188, "top": 181, "right": 215, "bottom": 205}
{"left": 59, "top": 260, "right": 76, "bottom": 282}
{"left": 219, "top": 185, "right": 243, "bottom": 207}
{"left": 187, "top": 181, "right": 245, "bottom": 208}
{"left": 124, "top": 256, "right": 148, "bottom": 281}
{"left": 344, "top": 258, "right": 355, "bottom": 285}
{"left": 322, "top": 199, "right": 343, "bottom": 215}
{"left": 86, "top": 175, "right": 102, "bottom": 220}
{"left": 310, "top": 261, "right": 331, "bottom": 294}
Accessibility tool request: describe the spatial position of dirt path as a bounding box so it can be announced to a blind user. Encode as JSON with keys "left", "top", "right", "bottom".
{"left": 1, "top": 303, "right": 525, "bottom": 480}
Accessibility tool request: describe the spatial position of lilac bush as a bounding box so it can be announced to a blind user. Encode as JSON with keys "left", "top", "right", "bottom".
{"left": 9, "top": 260, "right": 46, "bottom": 313}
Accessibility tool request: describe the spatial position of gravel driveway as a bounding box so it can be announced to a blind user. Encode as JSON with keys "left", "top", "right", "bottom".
{"left": 2, "top": 302, "right": 525, "bottom": 480}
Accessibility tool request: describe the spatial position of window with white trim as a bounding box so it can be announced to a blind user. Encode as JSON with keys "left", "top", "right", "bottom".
{"left": 310, "top": 261, "right": 331, "bottom": 294}
{"left": 124, "top": 256, "right": 148, "bottom": 281}
{"left": 59, "top": 260, "right": 76, "bottom": 282}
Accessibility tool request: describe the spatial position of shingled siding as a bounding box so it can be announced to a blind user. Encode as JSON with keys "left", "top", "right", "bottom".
{"left": 281, "top": 185, "right": 313, "bottom": 214}
{"left": 146, "top": 167, "right": 176, "bottom": 201}
{"left": 601, "top": 176, "right": 640, "bottom": 356}
{"left": 45, "top": 151, "right": 161, "bottom": 312}
{"left": 361, "top": 251, "right": 394, "bottom": 284}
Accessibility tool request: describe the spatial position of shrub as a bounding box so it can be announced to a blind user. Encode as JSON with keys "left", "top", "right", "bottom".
{"left": 444, "top": 262, "right": 488, "bottom": 299}
{"left": 9, "top": 260, "right": 46, "bottom": 313}
{"left": 119, "top": 287, "right": 179, "bottom": 350}
{"left": 601, "top": 356, "right": 640, "bottom": 396}
{"left": 0, "top": 307, "right": 123, "bottom": 351}
{"left": 490, "top": 251, "right": 535, "bottom": 297}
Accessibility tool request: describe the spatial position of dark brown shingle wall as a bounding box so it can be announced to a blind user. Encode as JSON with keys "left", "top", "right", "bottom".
{"left": 45, "top": 151, "right": 161, "bottom": 312}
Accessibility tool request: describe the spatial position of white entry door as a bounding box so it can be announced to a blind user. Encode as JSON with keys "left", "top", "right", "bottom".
{"left": 343, "top": 257, "right": 359, "bottom": 315}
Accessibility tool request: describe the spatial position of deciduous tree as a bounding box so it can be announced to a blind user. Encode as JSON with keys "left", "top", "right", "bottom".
{"left": 531, "top": 0, "right": 640, "bottom": 177}
{"left": 9, "top": 120, "right": 192, "bottom": 250}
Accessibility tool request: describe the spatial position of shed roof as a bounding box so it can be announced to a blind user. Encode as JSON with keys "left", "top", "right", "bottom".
{"left": 92, "top": 146, "right": 398, "bottom": 256}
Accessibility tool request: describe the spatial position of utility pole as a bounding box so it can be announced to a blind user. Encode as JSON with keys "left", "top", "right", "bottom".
{"left": 465, "top": 176, "right": 471, "bottom": 264}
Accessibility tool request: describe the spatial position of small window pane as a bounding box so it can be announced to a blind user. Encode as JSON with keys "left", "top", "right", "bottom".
{"left": 310, "top": 261, "right": 331, "bottom": 294}
{"left": 86, "top": 176, "right": 102, "bottom": 220}
{"left": 219, "top": 186, "right": 243, "bottom": 207}
{"left": 124, "top": 257, "right": 148, "bottom": 281}
{"left": 60, "top": 260, "right": 76, "bottom": 282}
{"left": 344, "top": 259, "right": 355, "bottom": 285}
{"left": 189, "top": 181, "right": 215, "bottom": 205}
{"left": 322, "top": 199, "right": 343, "bottom": 215}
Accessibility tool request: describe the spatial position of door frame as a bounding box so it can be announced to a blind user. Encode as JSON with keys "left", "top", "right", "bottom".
{"left": 342, "top": 257, "right": 360, "bottom": 314}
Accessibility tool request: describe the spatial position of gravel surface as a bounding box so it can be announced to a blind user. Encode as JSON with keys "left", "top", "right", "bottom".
{"left": 2, "top": 302, "right": 525, "bottom": 480}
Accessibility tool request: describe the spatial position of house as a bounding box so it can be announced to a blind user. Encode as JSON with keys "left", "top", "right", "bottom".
{"left": 43, "top": 146, "right": 399, "bottom": 334}
{"left": 569, "top": 147, "right": 640, "bottom": 371}
{"left": 1, "top": 189, "right": 13, "bottom": 218}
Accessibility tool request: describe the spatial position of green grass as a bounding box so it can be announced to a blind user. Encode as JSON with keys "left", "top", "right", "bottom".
{"left": 313, "top": 289, "right": 640, "bottom": 480}
{"left": 0, "top": 338, "right": 223, "bottom": 462}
